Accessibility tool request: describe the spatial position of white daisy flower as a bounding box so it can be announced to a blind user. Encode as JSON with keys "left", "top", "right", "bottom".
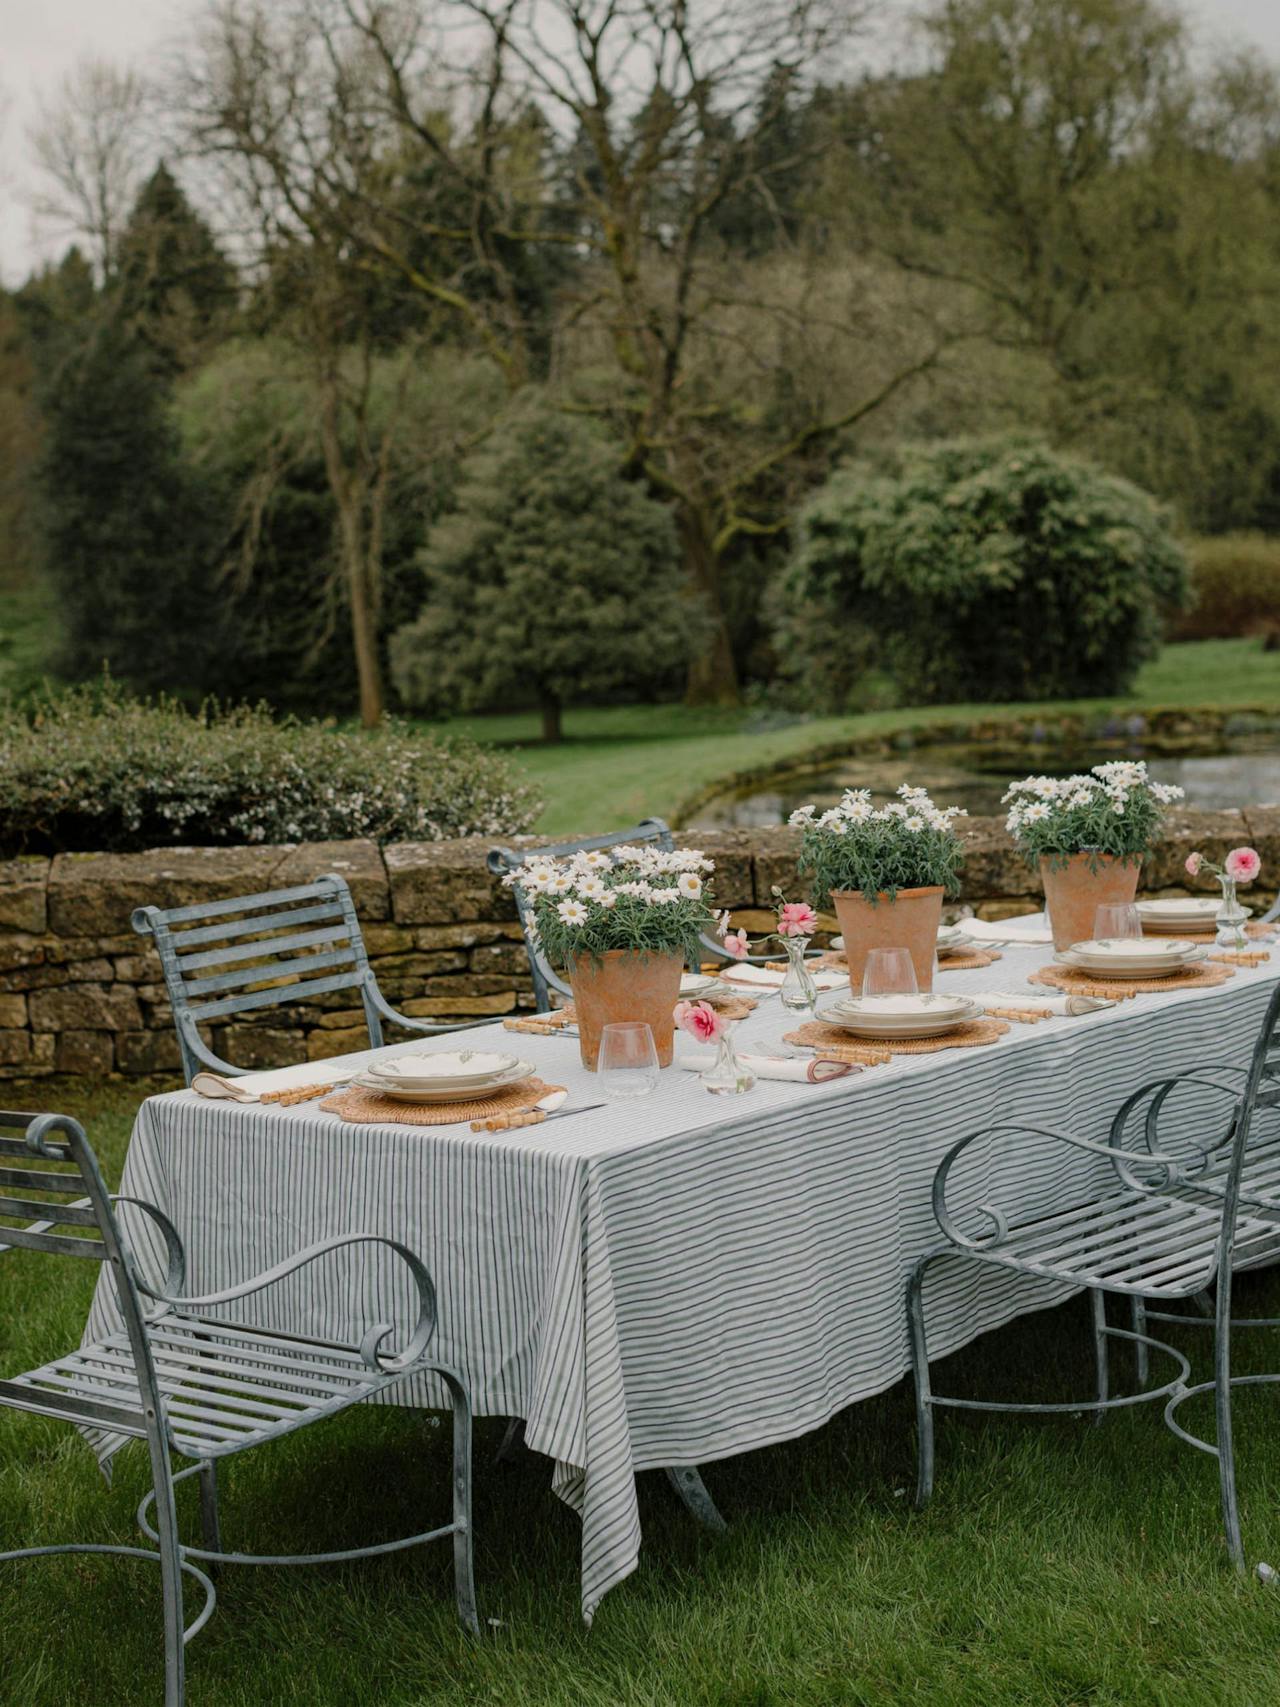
{"left": 904, "top": 815, "right": 925, "bottom": 832}
{"left": 1022, "top": 802, "right": 1050, "bottom": 822}
{"left": 557, "top": 898, "right": 589, "bottom": 926}
{"left": 677, "top": 872, "right": 702, "bottom": 899}
{"left": 548, "top": 872, "right": 574, "bottom": 895}
{"left": 577, "top": 877, "right": 607, "bottom": 901}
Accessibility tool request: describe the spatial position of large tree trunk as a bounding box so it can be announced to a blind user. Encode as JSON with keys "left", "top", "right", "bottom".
{"left": 680, "top": 513, "right": 739, "bottom": 706}
{"left": 539, "top": 691, "right": 563, "bottom": 744}
{"left": 318, "top": 392, "right": 386, "bottom": 728}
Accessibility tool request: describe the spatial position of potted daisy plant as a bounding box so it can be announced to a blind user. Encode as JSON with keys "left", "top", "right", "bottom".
{"left": 504, "top": 844, "right": 718, "bottom": 1069}
{"left": 1003, "top": 762, "right": 1184, "bottom": 950}
{"left": 790, "top": 786, "right": 966, "bottom": 992}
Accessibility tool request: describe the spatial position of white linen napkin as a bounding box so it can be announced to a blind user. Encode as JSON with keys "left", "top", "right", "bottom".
{"left": 677, "top": 1050, "right": 858, "bottom": 1083}
{"left": 720, "top": 963, "right": 847, "bottom": 992}
{"left": 963, "top": 913, "right": 1054, "bottom": 946}
{"left": 979, "top": 988, "right": 1115, "bottom": 1017}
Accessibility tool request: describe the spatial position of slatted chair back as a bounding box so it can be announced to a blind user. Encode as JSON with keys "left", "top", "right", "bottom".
{"left": 488, "top": 818, "right": 678, "bottom": 1010}
{"left": 0, "top": 1110, "right": 169, "bottom": 1444}
{"left": 133, "top": 874, "right": 383, "bottom": 1084}
{"left": 1203, "top": 980, "right": 1280, "bottom": 1268}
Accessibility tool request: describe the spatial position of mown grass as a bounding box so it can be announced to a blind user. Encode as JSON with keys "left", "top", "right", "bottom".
{"left": 7, "top": 1077, "right": 1280, "bottom": 1703}
{"left": 423, "top": 639, "right": 1280, "bottom": 834}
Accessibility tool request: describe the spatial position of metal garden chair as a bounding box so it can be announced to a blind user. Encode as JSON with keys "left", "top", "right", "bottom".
{"left": 134, "top": 872, "right": 498, "bottom": 1086}
{"left": 489, "top": 816, "right": 810, "bottom": 1013}
{"left": 908, "top": 979, "right": 1280, "bottom": 1577}
{"left": 0, "top": 1107, "right": 477, "bottom": 1706}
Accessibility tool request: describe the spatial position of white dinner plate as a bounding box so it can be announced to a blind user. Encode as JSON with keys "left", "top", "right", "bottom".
{"left": 680, "top": 973, "right": 733, "bottom": 1000}
{"left": 821, "top": 994, "right": 982, "bottom": 1038}
{"left": 372, "top": 1049, "right": 524, "bottom": 1085}
{"left": 1058, "top": 944, "right": 1206, "bottom": 979}
{"left": 1136, "top": 899, "right": 1225, "bottom": 923}
{"left": 353, "top": 1065, "right": 536, "bottom": 1104}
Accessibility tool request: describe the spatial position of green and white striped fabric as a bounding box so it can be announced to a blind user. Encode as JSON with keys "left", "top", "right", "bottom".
{"left": 85, "top": 940, "right": 1280, "bottom": 1622}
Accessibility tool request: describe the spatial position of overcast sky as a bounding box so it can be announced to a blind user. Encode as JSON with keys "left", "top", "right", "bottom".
{"left": 2, "top": 0, "right": 1279, "bottom": 286}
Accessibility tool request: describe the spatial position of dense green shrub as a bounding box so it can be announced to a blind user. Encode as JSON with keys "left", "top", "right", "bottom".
{"left": 391, "top": 402, "right": 705, "bottom": 741}
{"left": 1173, "top": 534, "right": 1280, "bottom": 641}
{"left": 0, "top": 683, "right": 541, "bottom": 855}
{"left": 774, "top": 437, "right": 1190, "bottom": 707}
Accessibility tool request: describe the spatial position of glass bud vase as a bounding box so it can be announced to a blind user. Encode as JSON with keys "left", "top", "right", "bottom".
{"left": 703, "top": 1026, "right": 756, "bottom": 1095}
{"left": 1215, "top": 876, "right": 1249, "bottom": 950}
{"left": 778, "top": 935, "right": 818, "bottom": 1017}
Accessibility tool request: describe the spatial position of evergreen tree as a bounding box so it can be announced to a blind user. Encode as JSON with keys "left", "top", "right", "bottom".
{"left": 115, "top": 163, "right": 239, "bottom": 373}
{"left": 35, "top": 307, "right": 218, "bottom": 691}
{"left": 390, "top": 405, "right": 705, "bottom": 741}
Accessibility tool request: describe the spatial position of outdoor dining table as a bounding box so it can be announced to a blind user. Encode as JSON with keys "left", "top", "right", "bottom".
{"left": 83, "top": 934, "right": 1280, "bottom": 1623}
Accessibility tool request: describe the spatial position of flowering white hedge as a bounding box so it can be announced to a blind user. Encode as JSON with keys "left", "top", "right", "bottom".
{"left": 507, "top": 843, "right": 717, "bottom": 967}
{"left": 1003, "top": 761, "right": 1183, "bottom": 866}
{"left": 0, "top": 685, "right": 542, "bottom": 854}
{"left": 790, "top": 785, "right": 966, "bottom": 905}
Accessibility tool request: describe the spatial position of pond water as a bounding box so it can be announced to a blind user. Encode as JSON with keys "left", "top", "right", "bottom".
{"left": 688, "top": 740, "right": 1280, "bottom": 828}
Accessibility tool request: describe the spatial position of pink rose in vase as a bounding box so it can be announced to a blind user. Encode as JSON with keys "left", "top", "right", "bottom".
{"left": 674, "top": 1000, "right": 725, "bottom": 1044}
{"left": 1224, "top": 846, "right": 1261, "bottom": 884}
{"left": 778, "top": 901, "right": 818, "bottom": 937}
{"left": 1185, "top": 852, "right": 1203, "bottom": 877}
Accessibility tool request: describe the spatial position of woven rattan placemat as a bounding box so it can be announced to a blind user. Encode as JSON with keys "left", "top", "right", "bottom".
{"left": 812, "top": 947, "right": 1002, "bottom": 975}
{"left": 319, "top": 1077, "right": 563, "bottom": 1127}
{"left": 935, "top": 949, "right": 1003, "bottom": 972}
{"left": 1030, "top": 962, "right": 1235, "bottom": 1000}
{"left": 784, "top": 1016, "right": 1010, "bottom": 1060}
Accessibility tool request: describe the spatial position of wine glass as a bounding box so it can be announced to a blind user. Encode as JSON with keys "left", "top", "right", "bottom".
{"left": 1094, "top": 903, "right": 1142, "bottom": 945}
{"left": 862, "top": 947, "right": 920, "bottom": 1000}
{"left": 598, "top": 1022, "right": 660, "bottom": 1099}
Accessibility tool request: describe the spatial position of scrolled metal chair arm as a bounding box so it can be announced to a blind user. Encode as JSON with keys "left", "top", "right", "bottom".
{"left": 113, "top": 1195, "right": 188, "bottom": 1301}
{"left": 362, "top": 973, "right": 503, "bottom": 1036}
{"left": 23, "top": 1111, "right": 88, "bottom": 1160}
{"left": 1108, "top": 1068, "right": 1249, "bottom": 1177}
{"left": 932, "top": 1119, "right": 1191, "bottom": 1253}
{"left": 135, "top": 1232, "right": 439, "bottom": 1375}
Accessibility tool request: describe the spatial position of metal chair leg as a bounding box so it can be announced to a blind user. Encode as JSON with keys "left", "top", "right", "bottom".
{"left": 1131, "top": 1296, "right": 1150, "bottom": 1387}
{"left": 907, "top": 1256, "right": 935, "bottom": 1509}
{"left": 443, "top": 1374, "right": 480, "bottom": 1636}
{"left": 495, "top": 1417, "right": 527, "bottom": 1464}
{"left": 1091, "top": 1291, "right": 1109, "bottom": 1428}
{"left": 147, "top": 1452, "right": 187, "bottom": 1707}
{"left": 1214, "top": 1269, "right": 1246, "bottom": 1573}
{"left": 198, "top": 1460, "right": 222, "bottom": 1558}
{"left": 664, "top": 1465, "right": 727, "bottom": 1532}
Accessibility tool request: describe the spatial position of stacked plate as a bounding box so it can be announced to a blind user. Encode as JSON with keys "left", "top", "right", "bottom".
{"left": 820, "top": 991, "right": 983, "bottom": 1040}
{"left": 936, "top": 923, "right": 977, "bottom": 959}
{"left": 353, "top": 1050, "right": 535, "bottom": 1104}
{"left": 1136, "top": 898, "right": 1230, "bottom": 936}
{"left": 1055, "top": 938, "right": 1208, "bottom": 981}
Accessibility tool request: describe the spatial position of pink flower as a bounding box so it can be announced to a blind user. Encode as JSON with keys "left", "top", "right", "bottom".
{"left": 674, "top": 1000, "right": 724, "bottom": 1044}
{"left": 1185, "top": 852, "right": 1203, "bottom": 877}
{"left": 1225, "top": 846, "right": 1261, "bottom": 884}
{"left": 778, "top": 901, "right": 818, "bottom": 937}
{"left": 722, "top": 928, "right": 750, "bottom": 959}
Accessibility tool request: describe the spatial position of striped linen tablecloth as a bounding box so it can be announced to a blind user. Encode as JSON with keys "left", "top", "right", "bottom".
{"left": 84, "top": 940, "right": 1280, "bottom": 1622}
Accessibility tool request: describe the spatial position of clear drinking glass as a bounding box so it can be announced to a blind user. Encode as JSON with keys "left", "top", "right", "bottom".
{"left": 598, "top": 1022, "right": 660, "bottom": 1099}
{"left": 862, "top": 947, "right": 919, "bottom": 1000}
{"left": 1093, "top": 903, "right": 1142, "bottom": 944}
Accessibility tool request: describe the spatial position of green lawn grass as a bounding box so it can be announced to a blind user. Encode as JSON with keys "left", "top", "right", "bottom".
{"left": 423, "top": 639, "right": 1280, "bottom": 835}
{"left": 0, "top": 580, "right": 62, "bottom": 701}
{"left": 7, "top": 1078, "right": 1280, "bottom": 1703}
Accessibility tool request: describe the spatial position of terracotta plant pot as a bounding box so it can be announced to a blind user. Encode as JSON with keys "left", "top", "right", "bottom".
{"left": 567, "top": 949, "right": 685, "bottom": 1071}
{"left": 831, "top": 886, "right": 944, "bottom": 994}
{"left": 1039, "top": 853, "right": 1141, "bottom": 951}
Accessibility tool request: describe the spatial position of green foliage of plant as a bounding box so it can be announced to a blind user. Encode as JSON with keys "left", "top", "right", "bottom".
{"left": 390, "top": 403, "right": 708, "bottom": 738}
{"left": 1174, "top": 534, "right": 1280, "bottom": 641}
{"left": 776, "top": 437, "right": 1191, "bottom": 709}
{"left": 1003, "top": 761, "right": 1184, "bottom": 868}
{"left": 791, "top": 785, "right": 966, "bottom": 907}
{"left": 0, "top": 681, "right": 541, "bottom": 855}
{"left": 509, "top": 844, "right": 717, "bottom": 970}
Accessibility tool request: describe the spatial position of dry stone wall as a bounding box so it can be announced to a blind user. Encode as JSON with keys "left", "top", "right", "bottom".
{"left": 2, "top": 807, "right": 1276, "bottom": 1080}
